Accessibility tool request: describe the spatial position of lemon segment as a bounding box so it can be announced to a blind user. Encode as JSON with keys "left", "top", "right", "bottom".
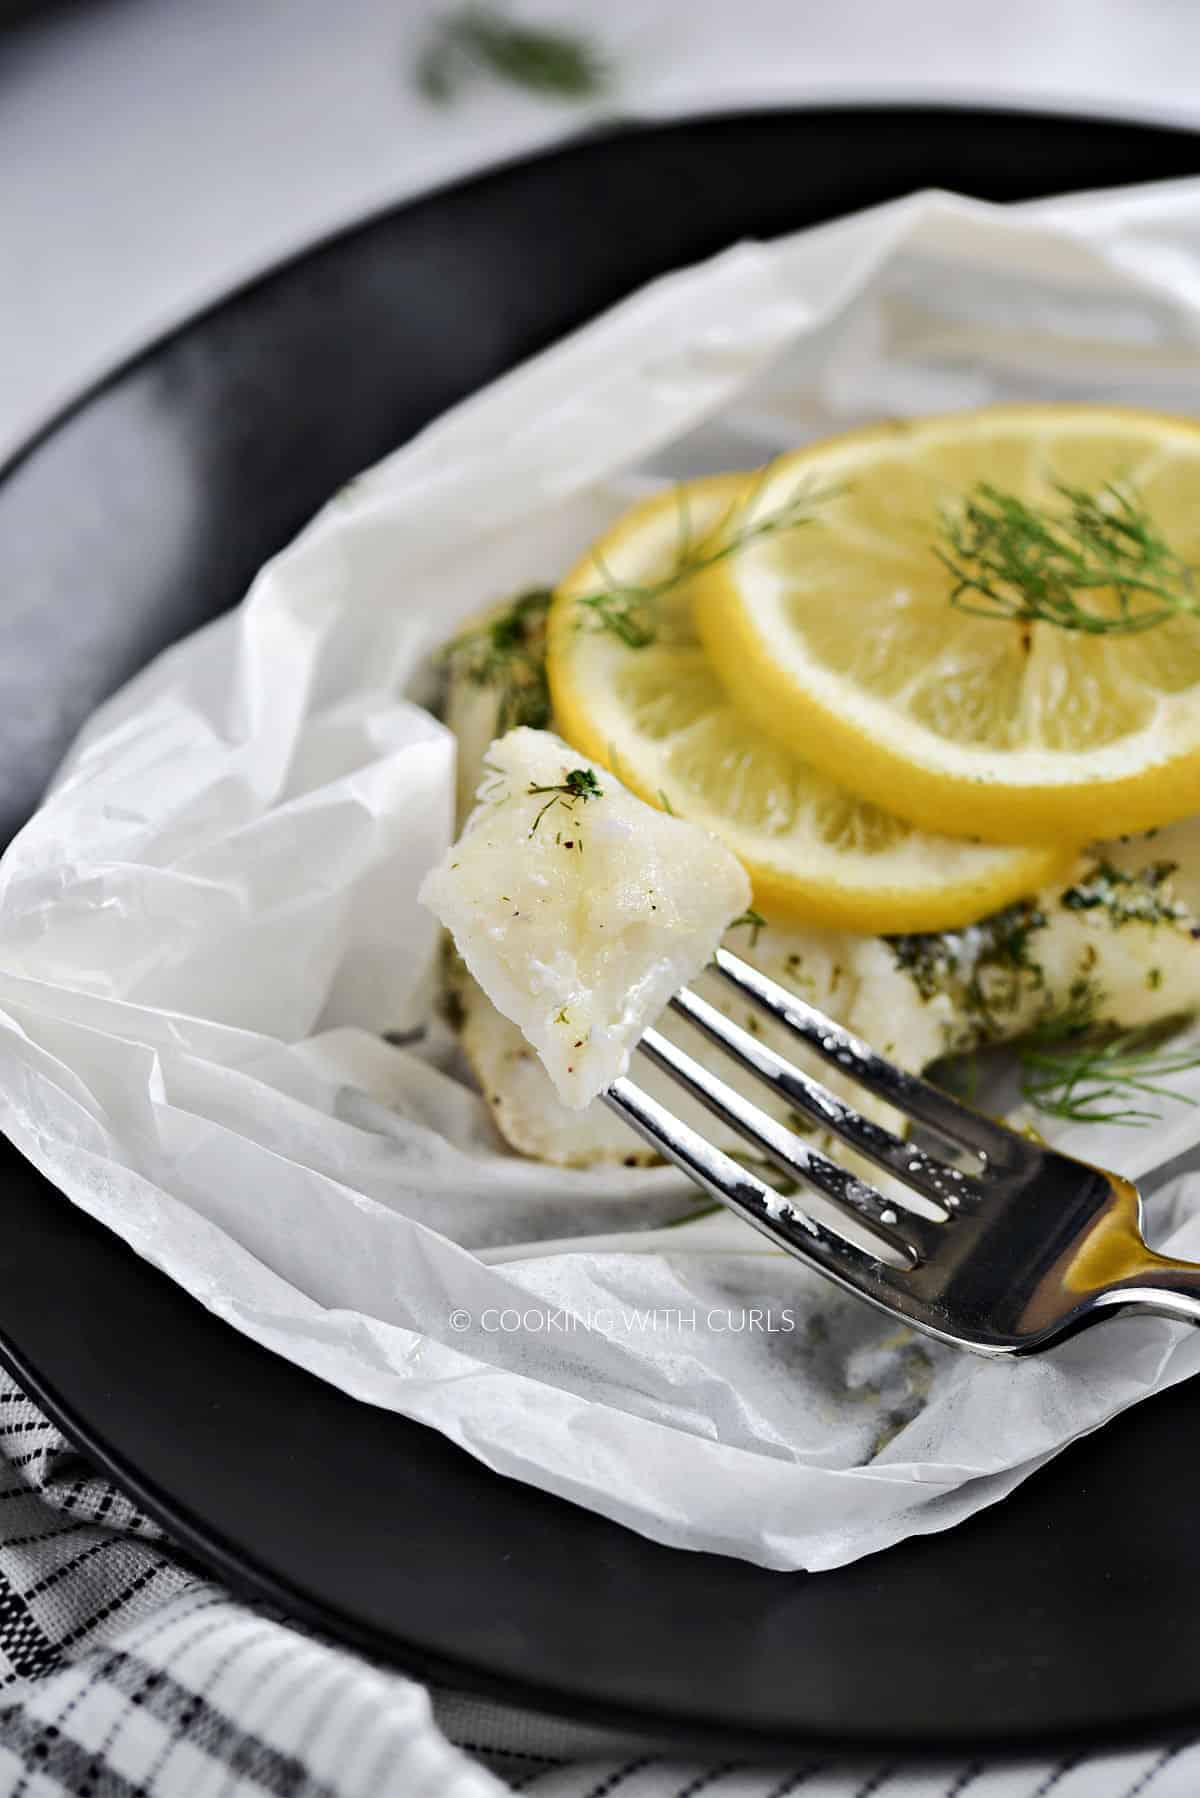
{"left": 692, "top": 407, "right": 1200, "bottom": 844}
{"left": 546, "top": 476, "right": 1072, "bottom": 933}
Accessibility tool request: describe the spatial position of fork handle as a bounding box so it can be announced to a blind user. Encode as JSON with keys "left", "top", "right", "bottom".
{"left": 1106, "top": 1262, "right": 1200, "bottom": 1328}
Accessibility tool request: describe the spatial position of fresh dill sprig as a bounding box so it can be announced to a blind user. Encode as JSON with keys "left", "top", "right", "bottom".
{"left": 416, "top": 5, "right": 610, "bottom": 104}
{"left": 577, "top": 470, "right": 837, "bottom": 648}
{"left": 527, "top": 766, "right": 602, "bottom": 837}
{"left": 442, "top": 588, "right": 552, "bottom": 733}
{"left": 728, "top": 907, "right": 767, "bottom": 948}
{"left": 937, "top": 478, "right": 1200, "bottom": 636}
{"left": 1018, "top": 1015, "right": 1200, "bottom": 1126}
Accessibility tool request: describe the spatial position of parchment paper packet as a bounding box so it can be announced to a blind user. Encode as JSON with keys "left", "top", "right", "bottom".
{"left": 5, "top": 179, "right": 1200, "bottom": 1569}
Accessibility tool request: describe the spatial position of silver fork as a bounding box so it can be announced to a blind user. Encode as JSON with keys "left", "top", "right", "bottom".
{"left": 603, "top": 946, "right": 1200, "bottom": 1356}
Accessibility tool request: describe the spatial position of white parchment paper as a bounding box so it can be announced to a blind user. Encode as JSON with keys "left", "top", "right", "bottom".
{"left": 7, "top": 180, "right": 1200, "bottom": 1570}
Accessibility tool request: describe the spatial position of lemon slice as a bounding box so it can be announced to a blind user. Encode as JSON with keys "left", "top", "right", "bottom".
{"left": 546, "top": 476, "right": 1070, "bottom": 933}
{"left": 693, "top": 407, "right": 1200, "bottom": 845}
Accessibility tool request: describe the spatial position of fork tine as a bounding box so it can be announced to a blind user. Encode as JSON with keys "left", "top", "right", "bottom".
{"left": 637, "top": 1027, "right": 927, "bottom": 1266}
{"left": 603, "top": 1075, "right": 914, "bottom": 1312}
{"left": 712, "top": 947, "right": 1022, "bottom": 1166}
{"left": 671, "top": 981, "right": 983, "bottom": 1212}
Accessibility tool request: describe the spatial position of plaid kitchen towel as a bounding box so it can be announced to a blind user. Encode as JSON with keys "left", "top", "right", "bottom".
{"left": 0, "top": 1364, "right": 1189, "bottom": 1798}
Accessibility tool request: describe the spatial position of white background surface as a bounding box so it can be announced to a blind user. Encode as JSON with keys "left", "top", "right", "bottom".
{"left": 5, "top": 0, "right": 1200, "bottom": 462}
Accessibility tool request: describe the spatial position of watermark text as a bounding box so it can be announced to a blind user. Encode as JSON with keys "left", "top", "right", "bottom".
{"left": 448, "top": 1305, "right": 796, "bottom": 1335}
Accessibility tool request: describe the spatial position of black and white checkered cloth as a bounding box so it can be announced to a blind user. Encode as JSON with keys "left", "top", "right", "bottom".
{"left": 0, "top": 1364, "right": 1191, "bottom": 1798}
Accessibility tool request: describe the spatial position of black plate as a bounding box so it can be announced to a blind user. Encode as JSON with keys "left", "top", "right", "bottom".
{"left": 4, "top": 108, "right": 1200, "bottom": 1761}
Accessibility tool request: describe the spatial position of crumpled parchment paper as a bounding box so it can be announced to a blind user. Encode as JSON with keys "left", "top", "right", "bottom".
{"left": 6, "top": 178, "right": 1200, "bottom": 1570}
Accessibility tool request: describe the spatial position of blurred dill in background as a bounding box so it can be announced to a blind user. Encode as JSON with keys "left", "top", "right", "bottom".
{"left": 415, "top": 4, "right": 612, "bottom": 104}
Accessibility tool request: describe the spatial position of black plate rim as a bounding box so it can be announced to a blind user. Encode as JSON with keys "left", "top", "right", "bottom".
{"left": 5, "top": 103, "right": 1200, "bottom": 1763}
{"left": 5, "top": 94, "right": 1193, "bottom": 492}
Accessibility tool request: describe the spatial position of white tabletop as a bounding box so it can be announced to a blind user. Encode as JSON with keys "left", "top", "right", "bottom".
{"left": 5, "top": 0, "right": 1200, "bottom": 462}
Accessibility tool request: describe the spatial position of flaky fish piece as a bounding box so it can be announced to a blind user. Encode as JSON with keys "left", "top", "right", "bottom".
{"left": 420, "top": 728, "right": 750, "bottom": 1109}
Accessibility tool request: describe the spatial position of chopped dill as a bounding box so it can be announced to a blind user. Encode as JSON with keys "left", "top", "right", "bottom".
{"left": 416, "top": 5, "right": 610, "bottom": 105}
{"left": 576, "top": 468, "right": 837, "bottom": 648}
{"left": 937, "top": 478, "right": 1200, "bottom": 636}
{"left": 1060, "top": 859, "right": 1186, "bottom": 928}
{"left": 442, "top": 587, "right": 553, "bottom": 733}
{"left": 527, "top": 766, "right": 603, "bottom": 835}
{"left": 728, "top": 907, "right": 767, "bottom": 948}
{"left": 887, "top": 901, "right": 1047, "bottom": 1024}
{"left": 962, "top": 902, "right": 1048, "bottom": 1029}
